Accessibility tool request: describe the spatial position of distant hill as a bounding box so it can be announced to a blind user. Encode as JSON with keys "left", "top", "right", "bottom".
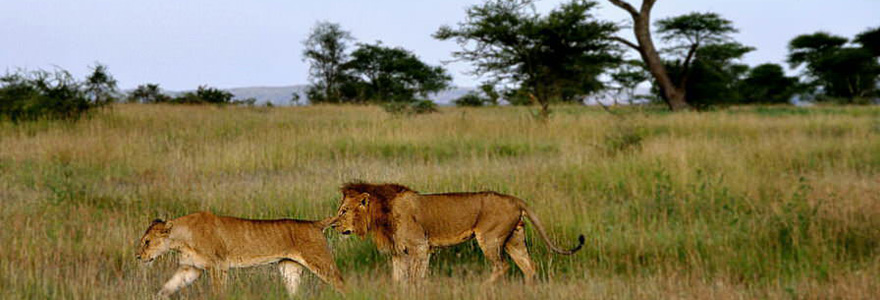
{"left": 163, "top": 85, "right": 476, "bottom": 106}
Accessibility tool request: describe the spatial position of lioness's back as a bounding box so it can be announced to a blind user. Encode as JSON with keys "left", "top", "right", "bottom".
{"left": 174, "top": 212, "right": 328, "bottom": 256}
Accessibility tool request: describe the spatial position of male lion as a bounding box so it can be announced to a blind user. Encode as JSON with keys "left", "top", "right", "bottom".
{"left": 135, "top": 211, "right": 345, "bottom": 297}
{"left": 330, "top": 182, "right": 585, "bottom": 284}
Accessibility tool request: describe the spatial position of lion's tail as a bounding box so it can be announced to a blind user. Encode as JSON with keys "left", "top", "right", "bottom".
{"left": 315, "top": 215, "right": 339, "bottom": 229}
{"left": 520, "top": 202, "right": 585, "bottom": 255}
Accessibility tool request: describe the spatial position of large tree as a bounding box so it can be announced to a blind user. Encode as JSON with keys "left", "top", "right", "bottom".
{"left": 340, "top": 43, "right": 451, "bottom": 103}
{"left": 738, "top": 63, "right": 799, "bottom": 104}
{"left": 607, "top": 0, "right": 686, "bottom": 110}
{"left": 665, "top": 42, "right": 753, "bottom": 108}
{"left": 854, "top": 27, "right": 880, "bottom": 56}
{"left": 608, "top": 2, "right": 740, "bottom": 110}
{"left": 788, "top": 30, "right": 880, "bottom": 101}
{"left": 303, "top": 21, "right": 354, "bottom": 103}
{"left": 436, "top": 0, "right": 619, "bottom": 118}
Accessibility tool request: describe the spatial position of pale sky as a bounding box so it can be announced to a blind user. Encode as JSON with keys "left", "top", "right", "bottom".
{"left": 2, "top": 0, "right": 878, "bottom": 90}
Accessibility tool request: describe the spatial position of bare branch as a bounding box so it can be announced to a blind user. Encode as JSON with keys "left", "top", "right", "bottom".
{"left": 608, "top": 0, "right": 639, "bottom": 17}
{"left": 611, "top": 36, "right": 640, "bottom": 51}
{"left": 679, "top": 43, "right": 699, "bottom": 87}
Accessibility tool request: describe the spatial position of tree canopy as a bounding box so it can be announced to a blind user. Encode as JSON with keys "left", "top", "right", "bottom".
{"left": 738, "top": 63, "right": 799, "bottom": 104}
{"left": 303, "top": 21, "right": 354, "bottom": 103}
{"left": 788, "top": 29, "right": 880, "bottom": 101}
{"left": 341, "top": 43, "right": 450, "bottom": 103}
{"left": 84, "top": 63, "right": 119, "bottom": 105}
{"left": 436, "top": 0, "right": 619, "bottom": 117}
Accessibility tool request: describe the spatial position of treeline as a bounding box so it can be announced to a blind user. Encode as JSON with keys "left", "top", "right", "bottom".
{"left": 301, "top": 0, "right": 878, "bottom": 115}
{"left": 0, "top": 65, "right": 117, "bottom": 122}
{"left": 301, "top": 22, "right": 449, "bottom": 114}
{"left": 0, "top": 64, "right": 263, "bottom": 122}
{"left": 2, "top": 0, "right": 878, "bottom": 122}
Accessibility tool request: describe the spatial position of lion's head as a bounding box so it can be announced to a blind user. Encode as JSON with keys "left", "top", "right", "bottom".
{"left": 136, "top": 219, "right": 173, "bottom": 262}
{"left": 331, "top": 191, "right": 371, "bottom": 236}
{"left": 331, "top": 182, "right": 411, "bottom": 240}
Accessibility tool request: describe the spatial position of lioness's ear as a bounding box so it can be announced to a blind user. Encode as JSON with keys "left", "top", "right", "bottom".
{"left": 359, "top": 193, "right": 370, "bottom": 206}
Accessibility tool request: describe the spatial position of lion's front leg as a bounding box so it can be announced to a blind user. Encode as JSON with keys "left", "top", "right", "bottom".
{"left": 158, "top": 266, "right": 201, "bottom": 298}
{"left": 207, "top": 267, "right": 229, "bottom": 295}
{"left": 392, "top": 247, "right": 430, "bottom": 284}
{"left": 391, "top": 255, "right": 407, "bottom": 282}
{"left": 410, "top": 249, "right": 430, "bottom": 281}
{"left": 393, "top": 220, "right": 430, "bottom": 284}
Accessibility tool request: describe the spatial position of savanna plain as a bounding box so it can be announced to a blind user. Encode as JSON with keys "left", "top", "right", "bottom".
{"left": 1, "top": 104, "right": 879, "bottom": 299}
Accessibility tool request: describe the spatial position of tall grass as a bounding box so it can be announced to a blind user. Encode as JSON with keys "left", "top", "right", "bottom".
{"left": 1, "top": 104, "right": 878, "bottom": 299}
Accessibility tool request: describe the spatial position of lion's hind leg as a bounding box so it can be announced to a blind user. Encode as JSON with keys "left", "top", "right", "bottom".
{"left": 475, "top": 233, "right": 509, "bottom": 284}
{"left": 278, "top": 260, "right": 305, "bottom": 295}
{"left": 159, "top": 266, "right": 201, "bottom": 297}
{"left": 504, "top": 224, "right": 537, "bottom": 285}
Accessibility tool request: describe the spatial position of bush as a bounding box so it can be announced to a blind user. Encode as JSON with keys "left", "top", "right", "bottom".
{"left": 231, "top": 97, "right": 258, "bottom": 106}
{"left": 0, "top": 69, "right": 106, "bottom": 122}
{"left": 410, "top": 99, "right": 438, "bottom": 114}
{"left": 127, "top": 84, "right": 171, "bottom": 103}
{"left": 382, "top": 100, "right": 438, "bottom": 116}
{"left": 601, "top": 123, "right": 645, "bottom": 155}
{"left": 168, "top": 86, "right": 234, "bottom": 105}
{"left": 453, "top": 92, "right": 488, "bottom": 107}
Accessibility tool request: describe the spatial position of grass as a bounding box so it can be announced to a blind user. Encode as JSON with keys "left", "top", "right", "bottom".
{"left": 1, "top": 104, "right": 879, "bottom": 299}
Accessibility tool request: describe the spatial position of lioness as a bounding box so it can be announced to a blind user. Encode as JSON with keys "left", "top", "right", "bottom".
{"left": 136, "top": 211, "right": 345, "bottom": 297}
{"left": 330, "top": 182, "right": 585, "bottom": 284}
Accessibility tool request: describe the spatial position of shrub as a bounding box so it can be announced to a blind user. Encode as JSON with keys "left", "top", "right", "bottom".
{"left": 601, "top": 123, "right": 645, "bottom": 155}
{"left": 168, "top": 85, "right": 234, "bottom": 105}
{"left": 410, "top": 99, "right": 438, "bottom": 114}
{"left": 453, "top": 92, "right": 487, "bottom": 107}
{"left": 127, "top": 84, "right": 171, "bottom": 103}
{"left": 232, "top": 97, "right": 258, "bottom": 106}
{"left": 382, "top": 100, "right": 438, "bottom": 116}
{"left": 0, "top": 69, "right": 106, "bottom": 122}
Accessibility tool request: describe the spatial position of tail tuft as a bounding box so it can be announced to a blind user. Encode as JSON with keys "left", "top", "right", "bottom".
{"left": 569, "top": 234, "right": 586, "bottom": 253}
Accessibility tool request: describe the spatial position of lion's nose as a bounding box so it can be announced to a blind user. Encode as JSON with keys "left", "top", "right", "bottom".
{"left": 136, "top": 254, "right": 141, "bottom": 260}
{"left": 342, "top": 230, "right": 352, "bottom": 235}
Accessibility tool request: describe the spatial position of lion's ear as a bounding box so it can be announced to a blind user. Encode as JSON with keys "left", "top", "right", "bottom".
{"left": 161, "top": 222, "right": 173, "bottom": 234}
{"left": 359, "top": 193, "right": 370, "bottom": 207}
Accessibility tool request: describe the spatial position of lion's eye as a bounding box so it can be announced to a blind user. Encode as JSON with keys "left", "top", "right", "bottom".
{"left": 144, "top": 240, "right": 150, "bottom": 246}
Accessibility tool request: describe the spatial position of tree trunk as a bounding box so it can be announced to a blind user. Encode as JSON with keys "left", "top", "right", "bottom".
{"left": 609, "top": 0, "right": 691, "bottom": 111}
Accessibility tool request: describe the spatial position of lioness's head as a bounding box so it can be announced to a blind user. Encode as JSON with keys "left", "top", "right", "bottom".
{"left": 136, "top": 219, "right": 173, "bottom": 262}
{"left": 331, "top": 192, "right": 371, "bottom": 236}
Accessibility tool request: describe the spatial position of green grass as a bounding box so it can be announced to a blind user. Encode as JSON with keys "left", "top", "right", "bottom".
{"left": 1, "top": 104, "right": 878, "bottom": 299}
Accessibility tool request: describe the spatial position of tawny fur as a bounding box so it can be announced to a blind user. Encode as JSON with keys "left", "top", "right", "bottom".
{"left": 135, "top": 212, "right": 344, "bottom": 297}
{"left": 331, "top": 182, "right": 585, "bottom": 284}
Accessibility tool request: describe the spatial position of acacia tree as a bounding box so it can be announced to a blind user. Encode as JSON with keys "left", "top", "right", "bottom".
{"left": 84, "top": 63, "right": 119, "bottom": 105}
{"left": 667, "top": 42, "right": 753, "bottom": 107}
{"left": 855, "top": 27, "right": 880, "bottom": 56}
{"left": 607, "top": 0, "right": 687, "bottom": 110}
{"left": 738, "top": 63, "right": 799, "bottom": 104}
{"left": 303, "top": 21, "right": 354, "bottom": 103}
{"left": 436, "top": 0, "right": 619, "bottom": 119}
{"left": 341, "top": 43, "right": 450, "bottom": 103}
{"left": 127, "top": 83, "right": 171, "bottom": 103}
{"left": 788, "top": 30, "right": 880, "bottom": 101}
